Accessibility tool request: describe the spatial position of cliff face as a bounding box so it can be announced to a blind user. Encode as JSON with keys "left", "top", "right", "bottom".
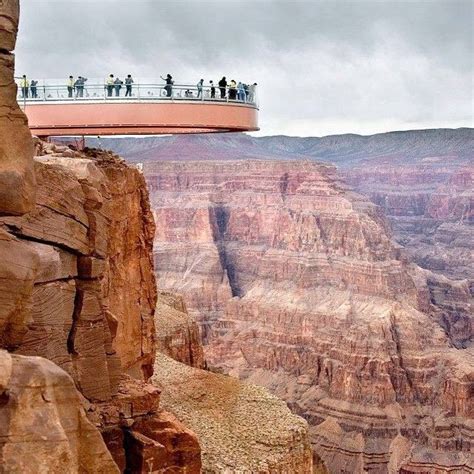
{"left": 146, "top": 159, "right": 473, "bottom": 472}
{"left": 88, "top": 133, "right": 474, "bottom": 350}
{"left": 0, "top": 2, "right": 115, "bottom": 469}
{"left": 1, "top": 145, "right": 156, "bottom": 399}
{"left": 0, "top": 349, "right": 119, "bottom": 473}
{"left": 0, "top": 141, "right": 202, "bottom": 472}
{"left": 0, "top": 0, "right": 35, "bottom": 215}
{"left": 103, "top": 131, "right": 473, "bottom": 288}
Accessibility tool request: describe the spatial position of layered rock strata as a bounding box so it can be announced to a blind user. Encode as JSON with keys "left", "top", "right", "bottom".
{"left": 146, "top": 159, "right": 473, "bottom": 473}
{"left": 2, "top": 144, "right": 156, "bottom": 398}
{"left": 153, "top": 352, "right": 313, "bottom": 472}
{"left": 345, "top": 163, "right": 473, "bottom": 282}
{"left": 0, "top": 4, "right": 117, "bottom": 469}
{"left": 0, "top": 142, "right": 202, "bottom": 472}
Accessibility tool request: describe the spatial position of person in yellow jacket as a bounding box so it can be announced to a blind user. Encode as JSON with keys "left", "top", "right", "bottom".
{"left": 106, "top": 74, "right": 115, "bottom": 97}
{"left": 67, "top": 76, "right": 74, "bottom": 98}
{"left": 20, "top": 75, "right": 29, "bottom": 98}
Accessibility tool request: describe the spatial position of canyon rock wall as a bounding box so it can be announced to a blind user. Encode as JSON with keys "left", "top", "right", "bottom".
{"left": 0, "top": 0, "right": 36, "bottom": 215}
{"left": 0, "top": 3, "right": 116, "bottom": 470}
{"left": 344, "top": 162, "right": 473, "bottom": 350}
{"left": 146, "top": 159, "right": 473, "bottom": 473}
{"left": 0, "top": 141, "right": 202, "bottom": 472}
{"left": 1, "top": 144, "right": 156, "bottom": 397}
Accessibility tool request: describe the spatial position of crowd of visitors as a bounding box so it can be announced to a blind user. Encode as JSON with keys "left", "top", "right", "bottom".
{"left": 18, "top": 74, "right": 258, "bottom": 103}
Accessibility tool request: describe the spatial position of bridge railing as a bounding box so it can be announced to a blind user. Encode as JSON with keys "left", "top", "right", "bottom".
{"left": 17, "top": 80, "right": 259, "bottom": 107}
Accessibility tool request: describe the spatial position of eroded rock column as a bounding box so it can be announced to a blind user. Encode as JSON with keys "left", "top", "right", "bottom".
{"left": 0, "top": 0, "right": 35, "bottom": 215}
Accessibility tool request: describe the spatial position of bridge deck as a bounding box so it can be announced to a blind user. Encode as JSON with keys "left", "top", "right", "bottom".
{"left": 19, "top": 82, "right": 259, "bottom": 137}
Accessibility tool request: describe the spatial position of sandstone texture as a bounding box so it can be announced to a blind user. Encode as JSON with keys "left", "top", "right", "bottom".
{"left": 146, "top": 159, "right": 473, "bottom": 473}
{"left": 0, "top": 0, "right": 36, "bottom": 215}
{"left": 155, "top": 292, "right": 205, "bottom": 369}
{"left": 0, "top": 349, "right": 118, "bottom": 473}
{"left": 87, "top": 375, "right": 201, "bottom": 473}
{"left": 0, "top": 141, "right": 202, "bottom": 472}
{"left": 1, "top": 144, "right": 157, "bottom": 399}
{"left": 344, "top": 163, "right": 473, "bottom": 351}
{"left": 153, "top": 352, "right": 313, "bottom": 472}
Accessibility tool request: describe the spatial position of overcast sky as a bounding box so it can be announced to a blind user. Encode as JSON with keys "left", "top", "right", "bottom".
{"left": 16, "top": 0, "right": 473, "bottom": 136}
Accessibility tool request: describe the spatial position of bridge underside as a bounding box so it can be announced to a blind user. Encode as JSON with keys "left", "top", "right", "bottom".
{"left": 31, "top": 126, "right": 251, "bottom": 137}
{"left": 23, "top": 101, "right": 259, "bottom": 138}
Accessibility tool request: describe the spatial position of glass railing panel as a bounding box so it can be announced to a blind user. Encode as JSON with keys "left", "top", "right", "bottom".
{"left": 16, "top": 79, "right": 259, "bottom": 106}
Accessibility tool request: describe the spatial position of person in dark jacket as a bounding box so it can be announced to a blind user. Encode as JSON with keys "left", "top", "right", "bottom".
{"left": 114, "top": 77, "right": 123, "bottom": 96}
{"left": 160, "top": 74, "right": 173, "bottom": 97}
{"left": 228, "top": 79, "right": 237, "bottom": 100}
{"left": 218, "top": 76, "right": 227, "bottom": 99}
{"left": 75, "top": 76, "right": 87, "bottom": 97}
{"left": 125, "top": 74, "right": 134, "bottom": 97}
{"left": 30, "top": 79, "right": 38, "bottom": 98}
{"left": 243, "top": 83, "right": 249, "bottom": 101}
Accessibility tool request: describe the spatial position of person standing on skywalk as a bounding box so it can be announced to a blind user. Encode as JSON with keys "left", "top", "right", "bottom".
{"left": 125, "top": 75, "right": 134, "bottom": 97}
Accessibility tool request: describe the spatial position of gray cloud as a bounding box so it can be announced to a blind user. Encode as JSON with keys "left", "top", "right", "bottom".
{"left": 16, "top": 0, "right": 473, "bottom": 135}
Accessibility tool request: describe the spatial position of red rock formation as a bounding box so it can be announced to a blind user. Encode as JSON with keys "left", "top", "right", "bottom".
{"left": 0, "top": 349, "right": 119, "bottom": 473}
{"left": 155, "top": 292, "right": 205, "bottom": 368}
{"left": 146, "top": 159, "right": 473, "bottom": 472}
{"left": 0, "top": 0, "right": 36, "bottom": 215}
{"left": 0, "top": 142, "right": 202, "bottom": 472}
{"left": 345, "top": 163, "right": 473, "bottom": 283}
{"left": 87, "top": 376, "right": 201, "bottom": 472}
{"left": 0, "top": 3, "right": 116, "bottom": 470}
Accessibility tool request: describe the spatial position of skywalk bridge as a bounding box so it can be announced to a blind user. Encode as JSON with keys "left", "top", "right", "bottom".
{"left": 19, "top": 80, "right": 259, "bottom": 138}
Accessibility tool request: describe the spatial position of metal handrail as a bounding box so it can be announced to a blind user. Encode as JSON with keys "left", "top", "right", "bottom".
{"left": 17, "top": 79, "right": 259, "bottom": 107}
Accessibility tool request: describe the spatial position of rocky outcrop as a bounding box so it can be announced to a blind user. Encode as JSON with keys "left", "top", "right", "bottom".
{"left": 0, "top": 3, "right": 117, "bottom": 469}
{"left": 155, "top": 292, "right": 205, "bottom": 369}
{"left": 0, "top": 0, "right": 36, "bottom": 215}
{"left": 0, "top": 142, "right": 203, "bottom": 472}
{"left": 146, "top": 159, "right": 473, "bottom": 473}
{"left": 1, "top": 145, "right": 156, "bottom": 400}
{"left": 153, "top": 352, "right": 313, "bottom": 472}
{"left": 87, "top": 375, "right": 201, "bottom": 472}
{"left": 0, "top": 349, "right": 118, "bottom": 473}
